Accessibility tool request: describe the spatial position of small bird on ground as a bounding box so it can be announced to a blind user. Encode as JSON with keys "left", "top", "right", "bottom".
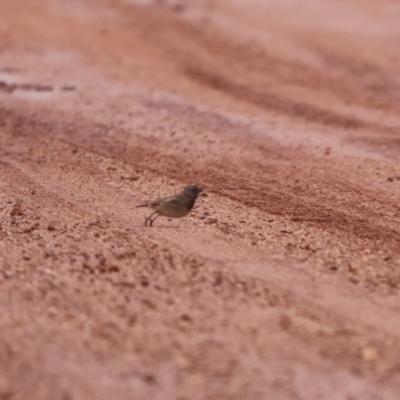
{"left": 136, "top": 185, "right": 203, "bottom": 226}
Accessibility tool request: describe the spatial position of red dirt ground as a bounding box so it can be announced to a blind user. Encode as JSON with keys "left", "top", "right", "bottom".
{"left": 1, "top": 0, "right": 400, "bottom": 398}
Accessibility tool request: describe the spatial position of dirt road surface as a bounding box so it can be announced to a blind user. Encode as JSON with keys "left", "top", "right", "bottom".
{"left": 1, "top": 0, "right": 400, "bottom": 399}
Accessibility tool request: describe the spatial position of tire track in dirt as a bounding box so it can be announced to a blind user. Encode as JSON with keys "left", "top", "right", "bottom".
{"left": 183, "top": 65, "right": 396, "bottom": 131}
{"left": 108, "top": 0, "right": 400, "bottom": 121}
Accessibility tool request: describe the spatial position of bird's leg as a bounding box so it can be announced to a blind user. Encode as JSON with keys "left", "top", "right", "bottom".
{"left": 144, "top": 211, "right": 157, "bottom": 227}
{"left": 149, "top": 213, "right": 160, "bottom": 227}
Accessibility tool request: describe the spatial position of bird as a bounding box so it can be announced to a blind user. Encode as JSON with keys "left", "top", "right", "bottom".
{"left": 136, "top": 185, "right": 203, "bottom": 226}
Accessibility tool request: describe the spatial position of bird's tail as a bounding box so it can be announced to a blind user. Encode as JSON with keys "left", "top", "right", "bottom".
{"left": 136, "top": 203, "right": 151, "bottom": 208}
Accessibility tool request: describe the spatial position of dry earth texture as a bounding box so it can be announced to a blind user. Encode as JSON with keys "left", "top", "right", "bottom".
{"left": 1, "top": 0, "right": 400, "bottom": 399}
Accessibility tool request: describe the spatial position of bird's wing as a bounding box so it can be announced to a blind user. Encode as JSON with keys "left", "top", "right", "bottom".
{"left": 136, "top": 195, "right": 186, "bottom": 210}
{"left": 136, "top": 194, "right": 181, "bottom": 208}
{"left": 161, "top": 196, "right": 185, "bottom": 210}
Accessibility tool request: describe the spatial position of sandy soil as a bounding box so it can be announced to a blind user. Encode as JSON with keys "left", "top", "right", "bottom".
{"left": 1, "top": 0, "right": 400, "bottom": 398}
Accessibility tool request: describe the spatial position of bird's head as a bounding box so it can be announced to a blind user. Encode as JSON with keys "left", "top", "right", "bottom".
{"left": 182, "top": 185, "right": 203, "bottom": 198}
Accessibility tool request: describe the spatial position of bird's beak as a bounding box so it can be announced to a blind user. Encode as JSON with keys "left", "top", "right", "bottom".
{"left": 198, "top": 187, "right": 204, "bottom": 192}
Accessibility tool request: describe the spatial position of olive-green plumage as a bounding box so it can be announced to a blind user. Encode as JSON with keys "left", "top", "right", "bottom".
{"left": 136, "top": 185, "right": 203, "bottom": 226}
